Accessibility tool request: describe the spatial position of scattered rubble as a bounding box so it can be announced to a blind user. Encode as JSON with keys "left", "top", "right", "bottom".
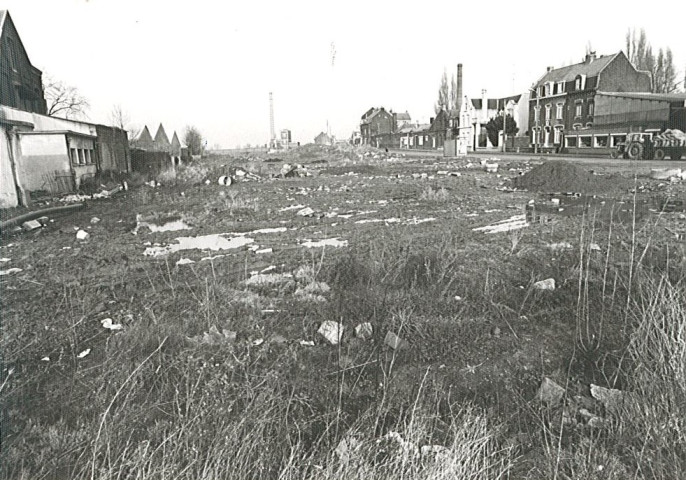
{"left": 0, "top": 268, "right": 22, "bottom": 276}
{"left": 473, "top": 215, "right": 528, "bottom": 234}
{"left": 22, "top": 220, "right": 42, "bottom": 231}
{"left": 76, "top": 230, "right": 89, "bottom": 240}
{"left": 100, "top": 318, "right": 123, "bottom": 331}
{"left": 301, "top": 238, "right": 348, "bottom": 248}
{"left": 144, "top": 234, "right": 254, "bottom": 257}
{"left": 384, "top": 331, "right": 404, "bottom": 350}
{"left": 355, "top": 322, "right": 373, "bottom": 340}
{"left": 76, "top": 348, "right": 91, "bottom": 359}
{"left": 590, "top": 384, "right": 629, "bottom": 414}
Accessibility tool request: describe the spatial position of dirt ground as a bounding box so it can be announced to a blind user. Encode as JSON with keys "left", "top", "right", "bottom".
{"left": 2, "top": 146, "right": 686, "bottom": 478}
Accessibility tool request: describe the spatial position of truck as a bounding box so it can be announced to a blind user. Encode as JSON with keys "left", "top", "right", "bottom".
{"left": 612, "top": 129, "right": 686, "bottom": 160}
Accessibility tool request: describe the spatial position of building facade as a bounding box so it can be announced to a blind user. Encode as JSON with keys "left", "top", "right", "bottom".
{"left": 0, "top": 11, "right": 47, "bottom": 114}
{"left": 529, "top": 51, "right": 652, "bottom": 152}
{"left": 360, "top": 107, "right": 394, "bottom": 145}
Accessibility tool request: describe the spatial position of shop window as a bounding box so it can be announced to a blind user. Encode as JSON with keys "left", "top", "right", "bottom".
{"left": 594, "top": 135, "right": 608, "bottom": 147}
{"left": 579, "top": 136, "right": 592, "bottom": 147}
{"left": 566, "top": 136, "right": 578, "bottom": 147}
{"left": 78, "top": 149, "right": 85, "bottom": 164}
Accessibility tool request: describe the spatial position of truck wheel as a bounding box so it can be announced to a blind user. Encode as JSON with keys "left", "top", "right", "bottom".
{"left": 654, "top": 148, "right": 666, "bottom": 160}
{"left": 610, "top": 150, "right": 619, "bottom": 159}
{"left": 627, "top": 143, "right": 644, "bottom": 160}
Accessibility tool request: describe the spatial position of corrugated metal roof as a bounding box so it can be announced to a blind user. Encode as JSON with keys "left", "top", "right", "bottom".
{"left": 597, "top": 91, "right": 686, "bottom": 103}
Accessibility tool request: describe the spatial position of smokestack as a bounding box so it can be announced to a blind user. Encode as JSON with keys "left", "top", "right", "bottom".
{"left": 456, "top": 63, "right": 463, "bottom": 115}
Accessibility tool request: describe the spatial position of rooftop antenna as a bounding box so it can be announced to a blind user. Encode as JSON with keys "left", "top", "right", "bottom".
{"left": 269, "top": 92, "right": 275, "bottom": 146}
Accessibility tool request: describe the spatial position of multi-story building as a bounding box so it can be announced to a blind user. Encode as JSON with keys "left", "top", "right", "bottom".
{"left": 529, "top": 51, "right": 652, "bottom": 152}
{"left": 360, "top": 107, "right": 394, "bottom": 145}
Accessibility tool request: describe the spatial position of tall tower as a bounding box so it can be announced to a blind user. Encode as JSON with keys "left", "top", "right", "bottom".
{"left": 269, "top": 92, "right": 275, "bottom": 146}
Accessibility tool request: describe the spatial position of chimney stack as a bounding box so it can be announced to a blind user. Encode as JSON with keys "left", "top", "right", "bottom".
{"left": 547, "top": 66, "right": 554, "bottom": 72}
{"left": 456, "top": 63, "right": 463, "bottom": 115}
{"left": 585, "top": 51, "right": 596, "bottom": 63}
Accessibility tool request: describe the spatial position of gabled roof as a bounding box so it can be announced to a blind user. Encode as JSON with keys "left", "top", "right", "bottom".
{"left": 361, "top": 107, "right": 392, "bottom": 124}
{"left": 534, "top": 53, "right": 619, "bottom": 87}
{"left": 397, "top": 123, "right": 430, "bottom": 134}
{"left": 395, "top": 112, "right": 411, "bottom": 121}
{"left": 171, "top": 131, "right": 181, "bottom": 149}
{"left": 154, "top": 123, "right": 170, "bottom": 147}
{"left": 0, "top": 10, "right": 43, "bottom": 76}
{"left": 136, "top": 125, "right": 154, "bottom": 147}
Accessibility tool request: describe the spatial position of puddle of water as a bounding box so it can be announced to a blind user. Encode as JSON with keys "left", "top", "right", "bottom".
{"left": 301, "top": 238, "right": 348, "bottom": 248}
{"left": 144, "top": 234, "right": 254, "bottom": 257}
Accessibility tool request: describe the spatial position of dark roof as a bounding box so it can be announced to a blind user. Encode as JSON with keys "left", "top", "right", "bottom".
{"left": 154, "top": 123, "right": 170, "bottom": 147}
{"left": 534, "top": 53, "right": 619, "bottom": 87}
{"left": 395, "top": 112, "right": 411, "bottom": 121}
{"left": 597, "top": 91, "right": 686, "bottom": 103}
{"left": 136, "top": 126, "right": 155, "bottom": 147}
{"left": 0, "top": 10, "right": 42, "bottom": 76}
{"left": 361, "top": 107, "right": 391, "bottom": 125}
{"left": 171, "top": 131, "right": 181, "bottom": 149}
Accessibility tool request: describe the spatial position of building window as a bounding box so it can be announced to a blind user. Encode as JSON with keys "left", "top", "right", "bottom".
{"left": 78, "top": 149, "right": 85, "bottom": 164}
{"left": 418, "top": 135, "right": 423, "bottom": 146}
{"left": 594, "top": 135, "right": 608, "bottom": 147}
{"left": 566, "top": 136, "right": 578, "bottom": 147}
{"left": 534, "top": 106, "right": 540, "bottom": 122}
{"left": 70, "top": 148, "right": 78, "bottom": 164}
{"left": 575, "top": 103, "right": 582, "bottom": 118}
{"left": 545, "top": 104, "right": 551, "bottom": 121}
{"left": 556, "top": 82, "right": 565, "bottom": 94}
{"left": 539, "top": 86, "right": 545, "bottom": 97}
{"left": 553, "top": 128, "right": 562, "bottom": 144}
{"left": 611, "top": 134, "right": 626, "bottom": 147}
{"left": 556, "top": 104, "right": 563, "bottom": 120}
{"left": 545, "top": 83, "right": 552, "bottom": 97}
{"left": 579, "top": 136, "right": 592, "bottom": 147}
{"left": 588, "top": 102, "right": 594, "bottom": 116}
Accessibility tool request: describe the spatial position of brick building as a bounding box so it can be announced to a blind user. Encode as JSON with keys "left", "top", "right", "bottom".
{"left": 0, "top": 10, "right": 47, "bottom": 114}
{"left": 360, "top": 107, "right": 395, "bottom": 145}
{"left": 529, "top": 51, "right": 652, "bottom": 152}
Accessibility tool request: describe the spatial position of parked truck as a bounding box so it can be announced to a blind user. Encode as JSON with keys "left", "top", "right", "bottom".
{"left": 613, "top": 129, "right": 686, "bottom": 160}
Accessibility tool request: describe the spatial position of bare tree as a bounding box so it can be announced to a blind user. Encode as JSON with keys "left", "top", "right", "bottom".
{"left": 109, "top": 104, "right": 141, "bottom": 141}
{"left": 43, "top": 74, "right": 89, "bottom": 119}
{"left": 625, "top": 28, "right": 679, "bottom": 93}
{"left": 435, "top": 69, "right": 450, "bottom": 115}
{"left": 184, "top": 125, "right": 204, "bottom": 156}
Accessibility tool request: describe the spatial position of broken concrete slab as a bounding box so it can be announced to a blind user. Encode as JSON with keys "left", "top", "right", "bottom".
{"left": 384, "top": 331, "right": 404, "bottom": 350}
{"left": 318, "top": 321, "right": 344, "bottom": 345}
{"left": 76, "top": 230, "right": 90, "bottom": 240}
{"left": 533, "top": 278, "right": 556, "bottom": 290}
{"left": 355, "top": 322, "right": 373, "bottom": 340}
{"left": 537, "top": 377, "right": 565, "bottom": 405}
{"left": 22, "top": 220, "right": 42, "bottom": 231}
{"left": 590, "top": 384, "right": 629, "bottom": 414}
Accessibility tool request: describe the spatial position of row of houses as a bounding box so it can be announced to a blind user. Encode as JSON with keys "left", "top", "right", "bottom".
{"left": 358, "top": 52, "right": 686, "bottom": 155}
{"left": 1, "top": 10, "right": 189, "bottom": 208}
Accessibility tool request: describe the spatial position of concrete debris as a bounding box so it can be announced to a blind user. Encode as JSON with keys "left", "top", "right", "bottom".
{"left": 144, "top": 234, "right": 254, "bottom": 257}
{"left": 484, "top": 163, "right": 499, "bottom": 173}
{"left": 0, "top": 258, "right": 10, "bottom": 263}
{"left": 0, "top": 268, "right": 22, "bottom": 276}
{"left": 296, "top": 207, "right": 315, "bottom": 217}
{"left": 384, "top": 331, "right": 404, "bottom": 350}
{"left": 548, "top": 242, "right": 573, "bottom": 251}
{"left": 176, "top": 258, "right": 195, "bottom": 265}
{"left": 537, "top": 377, "right": 565, "bottom": 405}
{"left": 100, "top": 318, "right": 123, "bottom": 331}
{"left": 590, "top": 243, "right": 601, "bottom": 251}
{"left": 280, "top": 204, "right": 306, "bottom": 212}
{"left": 473, "top": 215, "right": 528, "bottom": 234}
{"left": 37, "top": 216, "right": 50, "bottom": 225}
{"left": 590, "top": 384, "right": 628, "bottom": 414}
{"left": 533, "top": 278, "right": 556, "bottom": 290}
{"left": 22, "top": 219, "right": 42, "bottom": 231}
{"left": 299, "top": 340, "right": 315, "bottom": 346}
{"left": 650, "top": 168, "right": 682, "bottom": 181}
{"left": 255, "top": 247, "right": 273, "bottom": 254}
{"left": 90, "top": 217, "right": 101, "bottom": 224}
{"left": 318, "top": 321, "right": 344, "bottom": 345}
{"left": 355, "top": 322, "right": 373, "bottom": 340}
{"left": 301, "top": 238, "right": 348, "bottom": 248}
{"left": 77, "top": 348, "right": 91, "bottom": 359}
{"left": 76, "top": 229, "right": 89, "bottom": 240}
{"left": 252, "top": 338, "right": 264, "bottom": 346}
{"left": 188, "top": 325, "right": 237, "bottom": 346}
{"left": 218, "top": 175, "right": 234, "bottom": 186}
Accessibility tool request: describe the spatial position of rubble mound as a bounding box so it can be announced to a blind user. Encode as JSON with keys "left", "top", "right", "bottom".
{"left": 513, "top": 161, "right": 628, "bottom": 194}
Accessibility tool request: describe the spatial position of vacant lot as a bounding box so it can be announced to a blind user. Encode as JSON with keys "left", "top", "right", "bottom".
{"left": 2, "top": 145, "right": 685, "bottom": 479}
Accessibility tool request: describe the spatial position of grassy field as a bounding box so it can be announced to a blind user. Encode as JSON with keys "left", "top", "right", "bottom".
{"left": 1, "top": 145, "right": 685, "bottom": 479}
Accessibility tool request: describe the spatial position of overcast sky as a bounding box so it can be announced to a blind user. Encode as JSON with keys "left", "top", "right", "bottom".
{"left": 4, "top": 0, "right": 685, "bottom": 148}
